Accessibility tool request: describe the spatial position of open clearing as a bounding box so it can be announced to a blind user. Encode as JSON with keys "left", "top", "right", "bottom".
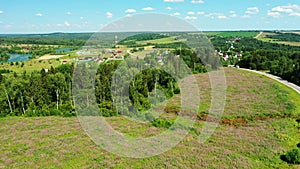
{"left": 37, "top": 54, "right": 67, "bottom": 60}
{"left": 204, "top": 31, "right": 259, "bottom": 38}
{"left": 256, "top": 32, "right": 300, "bottom": 46}
{"left": 0, "top": 60, "right": 62, "bottom": 74}
{"left": 136, "top": 36, "right": 186, "bottom": 45}
{"left": 0, "top": 68, "right": 299, "bottom": 168}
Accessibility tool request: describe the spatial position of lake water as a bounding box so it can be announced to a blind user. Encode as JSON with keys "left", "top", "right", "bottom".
{"left": 55, "top": 48, "right": 72, "bottom": 53}
{"left": 8, "top": 54, "right": 32, "bottom": 62}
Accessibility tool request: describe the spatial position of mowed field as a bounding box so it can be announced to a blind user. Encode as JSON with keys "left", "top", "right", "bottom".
{"left": 0, "top": 54, "right": 77, "bottom": 74}
{"left": 0, "top": 60, "right": 62, "bottom": 74}
{"left": 136, "top": 36, "right": 186, "bottom": 45}
{"left": 256, "top": 32, "right": 300, "bottom": 47}
{"left": 1, "top": 68, "right": 300, "bottom": 168}
{"left": 204, "top": 31, "right": 259, "bottom": 37}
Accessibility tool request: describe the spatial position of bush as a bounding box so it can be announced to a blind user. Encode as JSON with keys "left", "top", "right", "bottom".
{"left": 281, "top": 148, "right": 300, "bottom": 164}
{"left": 151, "top": 118, "right": 173, "bottom": 128}
{"left": 50, "top": 109, "right": 60, "bottom": 116}
{"left": 173, "top": 87, "right": 180, "bottom": 94}
{"left": 99, "top": 108, "right": 117, "bottom": 117}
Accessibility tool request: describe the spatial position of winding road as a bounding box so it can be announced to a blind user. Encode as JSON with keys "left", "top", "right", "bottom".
{"left": 239, "top": 68, "right": 300, "bottom": 94}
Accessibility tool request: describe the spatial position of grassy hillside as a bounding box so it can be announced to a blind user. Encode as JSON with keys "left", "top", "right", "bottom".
{"left": 1, "top": 68, "right": 299, "bottom": 168}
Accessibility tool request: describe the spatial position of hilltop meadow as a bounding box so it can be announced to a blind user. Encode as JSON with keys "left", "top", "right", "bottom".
{"left": 0, "top": 31, "right": 300, "bottom": 168}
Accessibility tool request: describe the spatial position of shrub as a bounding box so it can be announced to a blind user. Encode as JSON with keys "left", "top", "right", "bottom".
{"left": 50, "top": 109, "right": 60, "bottom": 116}
{"left": 99, "top": 108, "right": 117, "bottom": 117}
{"left": 151, "top": 118, "right": 173, "bottom": 128}
{"left": 281, "top": 148, "right": 300, "bottom": 164}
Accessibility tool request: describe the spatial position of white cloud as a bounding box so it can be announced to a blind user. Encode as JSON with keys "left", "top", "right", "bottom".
{"left": 172, "top": 12, "right": 180, "bottom": 16}
{"left": 142, "top": 7, "right": 154, "bottom": 11}
{"left": 64, "top": 21, "right": 70, "bottom": 27}
{"left": 267, "top": 11, "right": 281, "bottom": 18}
{"left": 166, "top": 6, "right": 172, "bottom": 10}
{"left": 36, "top": 13, "right": 43, "bottom": 17}
{"left": 197, "top": 11, "right": 205, "bottom": 15}
{"left": 80, "top": 17, "right": 84, "bottom": 19}
{"left": 245, "top": 7, "right": 259, "bottom": 14}
{"left": 106, "top": 12, "right": 113, "bottom": 18}
{"left": 241, "top": 15, "right": 251, "bottom": 18}
{"left": 218, "top": 15, "right": 227, "bottom": 19}
{"left": 272, "top": 6, "right": 293, "bottom": 13}
{"left": 125, "top": 9, "right": 136, "bottom": 13}
{"left": 187, "top": 11, "right": 195, "bottom": 15}
{"left": 66, "top": 12, "right": 72, "bottom": 15}
{"left": 0, "top": 10, "right": 3, "bottom": 14}
{"left": 205, "top": 13, "right": 227, "bottom": 19}
{"left": 191, "top": 0, "right": 204, "bottom": 4}
{"left": 164, "top": 0, "right": 184, "bottom": 2}
{"left": 204, "top": 13, "right": 214, "bottom": 18}
{"left": 230, "top": 13, "right": 237, "bottom": 18}
{"left": 290, "top": 12, "right": 300, "bottom": 17}
{"left": 185, "top": 16, "right": 197, "bottom": 20}
{"left": 229, "top": 11, "right": 237, "bottom": 17}
{"left": 270, "top": 4, "right": 300, "bottom": 17}
{"left": 126, "top": 14, "right": 132, "bottom": 17}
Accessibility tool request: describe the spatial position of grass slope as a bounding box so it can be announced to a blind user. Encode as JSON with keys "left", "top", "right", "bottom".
{"left": 0, "top": 68, "right": 299, "bottom": 168}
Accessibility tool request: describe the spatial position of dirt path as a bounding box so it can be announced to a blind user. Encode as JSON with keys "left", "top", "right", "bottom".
{"left": 255, "top": 31, "right": 264, "bottom": 39}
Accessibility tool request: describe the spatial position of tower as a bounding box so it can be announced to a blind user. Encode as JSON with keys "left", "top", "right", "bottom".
{"left": 115, "top": 35, "right": 119, "bottom": 48}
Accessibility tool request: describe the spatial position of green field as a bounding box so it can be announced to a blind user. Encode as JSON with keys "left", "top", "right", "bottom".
{"left": 204, "top": 31, "right": 259, "bottom": 37}
{"left": 256, "top": 32, "right": 300, "bottom": 47}
{"left": 1, "top": 68, "right": 299, "bottom": 168}
{"left": 136, "top": 36, "right": 186, "bottom": 45}
{"left": 0, "top": 60, "right": 61, "bottom": 74}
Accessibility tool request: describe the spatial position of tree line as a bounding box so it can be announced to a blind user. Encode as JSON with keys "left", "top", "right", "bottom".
{"left": 211, "top": 36, "right": 300, "bottom": 85}
{"left": 0, "top": 64, "right": 74, "bottom": 117}
{"left": 0, "top": 48, "right": 208, "bottom": 117}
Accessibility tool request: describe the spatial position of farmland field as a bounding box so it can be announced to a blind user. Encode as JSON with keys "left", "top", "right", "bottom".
{"left": 256, "top": 32, "right": 300, "bottom": 46}
{"left": 204, "top": 31, "right": 259, "bottom": 37}
{"left": 1, "top": 68, "right": 299, "bottom": 168}
{"left": 0, "top": 59, "right": 62, "bottom": 74}
{"left": 136, "top": 36, "right": 186, "bottom": 45}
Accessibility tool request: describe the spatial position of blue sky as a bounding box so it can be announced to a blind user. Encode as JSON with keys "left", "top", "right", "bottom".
{"left": 0, "top": 0, "right": 300, "bottom": 33}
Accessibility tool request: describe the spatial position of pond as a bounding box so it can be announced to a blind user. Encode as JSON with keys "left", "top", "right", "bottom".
{"left": 8, "top": 54, "right": 32, "bottom": 62}
{"left": 55, "top": 48, "right": 72, "bottom": 53}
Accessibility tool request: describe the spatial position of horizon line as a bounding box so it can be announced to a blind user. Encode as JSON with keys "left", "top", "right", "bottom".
{"left": 0, "top": 29, "right": 300, "bottom": 35}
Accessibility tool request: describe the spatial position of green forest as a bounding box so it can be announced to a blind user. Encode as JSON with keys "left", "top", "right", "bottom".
{"left": 211, "top": 34, "right": 300, "bottom": 85}
{"left": 0, "top": 47, "right": 207, "bottom": 117}
{"left": 1, "top": 32, "right": 300, "bottom": 117}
